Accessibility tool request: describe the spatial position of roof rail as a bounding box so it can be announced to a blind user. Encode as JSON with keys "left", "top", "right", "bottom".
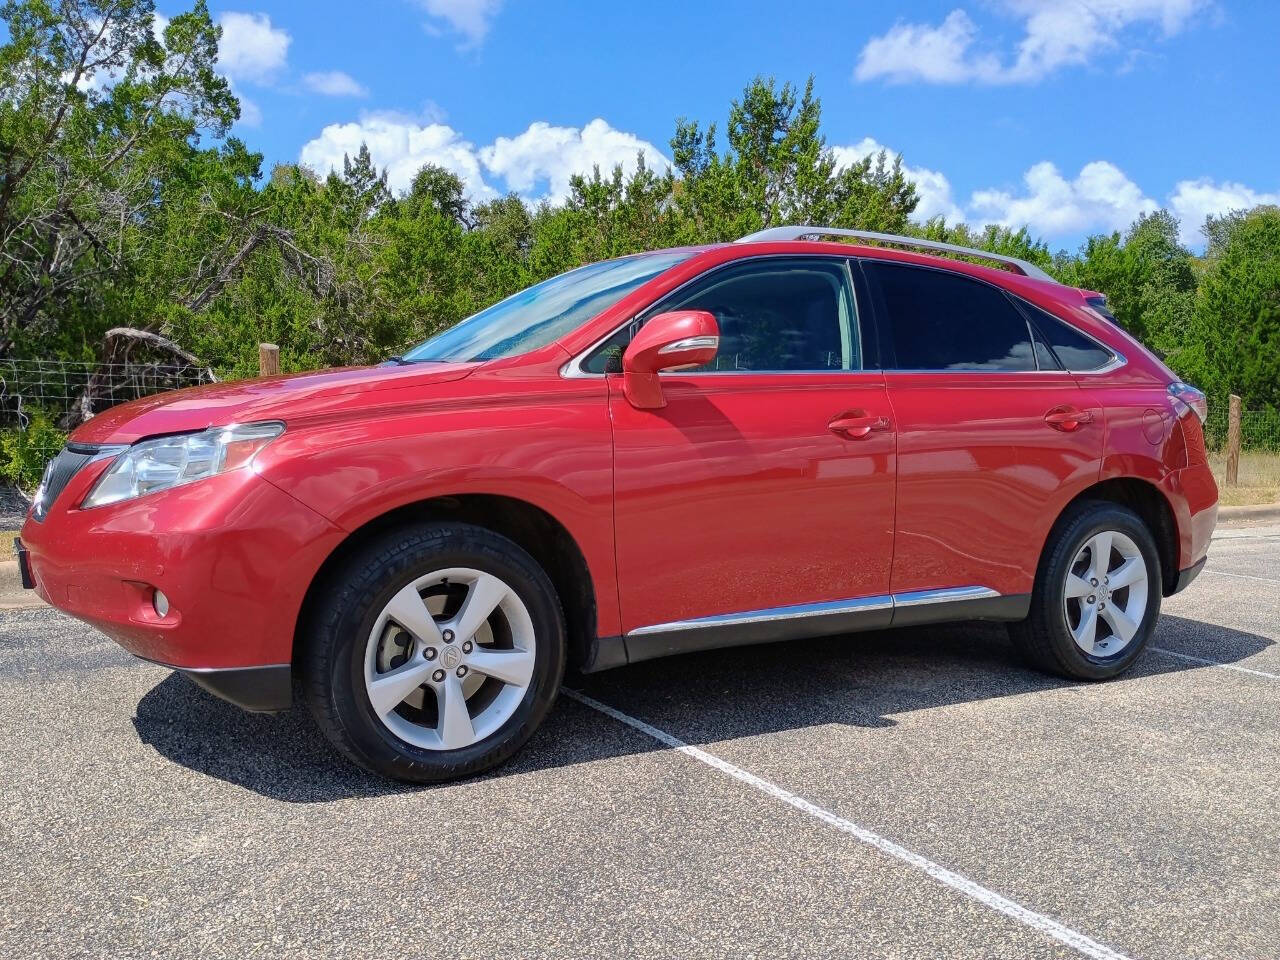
{"left": 734, "top": 225, "right": 1056, "bottom": 283}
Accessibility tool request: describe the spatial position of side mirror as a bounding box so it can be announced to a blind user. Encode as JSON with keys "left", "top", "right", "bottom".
{"left": 621, "top": 310, "right": 719, "bottom": 409}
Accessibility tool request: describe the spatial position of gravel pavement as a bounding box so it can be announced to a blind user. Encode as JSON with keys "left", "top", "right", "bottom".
{"left": 1, "top": 524, "right": 1276, "bottom": 959}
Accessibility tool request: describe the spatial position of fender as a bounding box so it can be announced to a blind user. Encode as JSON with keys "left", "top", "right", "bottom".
{"left": 253, "top": 371, "right": 621, "bottom": 636}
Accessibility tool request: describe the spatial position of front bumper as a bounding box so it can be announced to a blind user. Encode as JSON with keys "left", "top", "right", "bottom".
{"left": 20, "top": 463, "right": 346, "bottom": 685}
{"left": 161, "top": 661, "right": 293, "bottom": 712}
{"left": 1170, "top": 556, "right": 1207, "bottom": 595}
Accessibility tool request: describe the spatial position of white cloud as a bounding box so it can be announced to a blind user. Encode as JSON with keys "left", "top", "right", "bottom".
{"left": 479, "top": 119, "right": 670, "bottom": 204}
{"left": 970, "top": 160, "right": 1158, "bottom": 235}
{"left": 299, "top": 115, "right": 670, "bottom": 206}
{"left": 236, "top": 90, "right": 263, "bottom": 127}
{"left": 1169, "top": 178, "right": 1280, "bottom": 244}
{"left": 855, "top": 11, "right": 1002, "bottom": 85}
{"left": 217, "top": 12, "right": 291, "bottom": 84}
{"left": 831, "top": 138, "right": 965, "bottom": 223}
{"left": 298, "top": 113, "right": 1280, "bottom": 251}
{"left": 299, "top": 114, "right": 493, "bottom": 198}
{"left": 302, "top": 71, "right": 369, "bottom": 97}
{"left": 856, "top": 1, "right": 1210, "bottom": 85}
{"left": 415, "top": 0, "right": 504, "bottom": 48}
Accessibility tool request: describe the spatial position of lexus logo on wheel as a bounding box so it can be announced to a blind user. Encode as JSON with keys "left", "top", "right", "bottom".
{"left": 441, "top": 646, "right": 462, "bottom": 669}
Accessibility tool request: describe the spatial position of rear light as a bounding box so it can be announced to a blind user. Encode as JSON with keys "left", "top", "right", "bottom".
{"left": 1168, "top": 382, "right": 1207, "bottom": 423}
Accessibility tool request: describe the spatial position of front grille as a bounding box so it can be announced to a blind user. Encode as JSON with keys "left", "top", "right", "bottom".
{"left": 31, "top": 445, "right": 96, "bottom": 522}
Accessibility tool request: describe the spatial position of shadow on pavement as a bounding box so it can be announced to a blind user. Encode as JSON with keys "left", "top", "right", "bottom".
{"left": 132, "top": 613, "right": 1273, "bottom": 803}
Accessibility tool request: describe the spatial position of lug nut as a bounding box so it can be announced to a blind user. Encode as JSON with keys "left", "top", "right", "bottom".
{"left": 1087, "top": 595, "right": 1096, "bottom": 604}
{"left": 423, "top": 647, "right": 438, "bottom": 661}
{"left": 1090, "top": 578, "right": 1099, "bottom": 587}
{"left": 462, "top": 640, "right": 473, "bottom": 653}
{"left": 431, "top": 669, "right": 445, "bottom": 683}
{"left": 442, "top": 629, "right": 455, "bottom": 643}
{"left": 456, "top": 666, "right": 468, "bottom": 678}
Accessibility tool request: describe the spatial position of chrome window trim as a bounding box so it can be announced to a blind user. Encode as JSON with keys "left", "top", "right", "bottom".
{"left": 1010, "top": 294, "right": 1125, "bottom": 375}
{"left": 862, "top": 258, "right": 1129, "bottom": 376}
{"left": 627, "top": 585, "right": 999, "bottom": 637}
{"left": 561, "top": 252, "right": 864, "bottom": 379}
{"left": 561, "top": 253, "right": 1128, "bottom": 379}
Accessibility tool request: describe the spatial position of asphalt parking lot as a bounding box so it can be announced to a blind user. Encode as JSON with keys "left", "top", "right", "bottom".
{"left": 1, "top": 522, "right": 1277, "bottom": 959}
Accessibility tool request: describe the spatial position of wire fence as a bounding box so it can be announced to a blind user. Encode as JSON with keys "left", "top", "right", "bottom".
{"left": 1203, "top": 404, "right": 1280, "bottom": 503}
{"left": 0, "top": 358, "right": 215, "bottom": 491}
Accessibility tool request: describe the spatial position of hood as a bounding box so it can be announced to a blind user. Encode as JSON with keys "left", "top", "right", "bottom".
{"left": 70, "top": 361, "right": 479, "bottom": 445}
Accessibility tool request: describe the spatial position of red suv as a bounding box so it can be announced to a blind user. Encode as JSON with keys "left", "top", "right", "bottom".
{"left": 18, "top": 227, "right": 1218, "bottom": 782}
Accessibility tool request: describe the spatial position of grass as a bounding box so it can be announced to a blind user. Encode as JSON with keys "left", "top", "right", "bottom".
{"left": 1208, "top": 450, "right": 1280, "bottom": 507}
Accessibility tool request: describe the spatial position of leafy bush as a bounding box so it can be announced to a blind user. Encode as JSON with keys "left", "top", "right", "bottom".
{"left": 0, "top": 413, "right": 66, "bottom": 491}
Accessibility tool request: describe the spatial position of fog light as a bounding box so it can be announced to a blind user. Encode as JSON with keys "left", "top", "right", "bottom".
{"left": 153, "top": 589, "right": 170, "bottom": 618}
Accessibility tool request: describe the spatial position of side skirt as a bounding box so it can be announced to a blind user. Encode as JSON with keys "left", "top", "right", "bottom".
{"left": 580, "top": 588, "right": 1031, "bottom": 672}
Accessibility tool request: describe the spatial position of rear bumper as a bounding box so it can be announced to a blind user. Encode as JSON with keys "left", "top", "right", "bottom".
{"left": 20, "top": 466, "right": 346, "bottom": 681}
{"left": 1162, "top": 462, "right": 1217, "bottom": 588}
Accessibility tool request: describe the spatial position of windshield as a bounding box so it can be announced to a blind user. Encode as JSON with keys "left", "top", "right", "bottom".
{"left": 401, "top": 251, "right": 693, "bottom": 363}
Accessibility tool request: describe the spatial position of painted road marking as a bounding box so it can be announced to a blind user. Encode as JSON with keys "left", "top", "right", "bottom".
{"left": 1199, "top": 567, "right": 1280, "bottom": 585}
{"left": 565, "top": 689, "right": 1134, "bottom": 960}
{"left": 1151, "top": 646, "right": 1279, "bottom": 679}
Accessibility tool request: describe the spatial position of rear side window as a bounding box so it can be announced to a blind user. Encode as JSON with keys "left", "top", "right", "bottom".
{"left": 1021, "top": 301, "right": 1116, "bottom": 371}
{"left": 861, "top": 261, "right": 1036, "bottom": 371}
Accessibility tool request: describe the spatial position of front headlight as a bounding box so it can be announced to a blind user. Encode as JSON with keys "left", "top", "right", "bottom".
{"left": 82, "top": 422, "right": 285, "bottom": 508}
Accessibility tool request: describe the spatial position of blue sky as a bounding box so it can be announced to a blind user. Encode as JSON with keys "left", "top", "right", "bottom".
{"left": 179, "top": 1, "right": 1277, "bottom": 250}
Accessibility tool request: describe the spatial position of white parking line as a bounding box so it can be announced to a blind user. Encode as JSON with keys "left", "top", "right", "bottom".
{"left": 564, "top": 689, "right": 1135, "bottom": 960}
{"left": 1199, "top": 568, "right": 1280, "bottom": 586}
{"left": 1150, "top": 647, "right": 1279, "bottom": 679}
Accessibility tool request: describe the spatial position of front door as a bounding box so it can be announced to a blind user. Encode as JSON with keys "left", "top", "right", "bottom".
{"left": 606, "top": 256, "right": 897, "bottom": 653}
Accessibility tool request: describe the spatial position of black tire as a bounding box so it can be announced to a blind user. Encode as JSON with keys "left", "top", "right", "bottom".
{"left": 301, "top": 522, "right": 566, "bottom": 783}
{"left": 1010, "top": 500, "right": 1161, "bottom": 681}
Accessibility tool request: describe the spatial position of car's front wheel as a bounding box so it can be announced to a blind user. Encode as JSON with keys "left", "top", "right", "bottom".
{"left": 302, "top": 523, "right": 565, "bottom": 783}
{"left": 1011, "top": 500, "right": 1161, "bottom": 681}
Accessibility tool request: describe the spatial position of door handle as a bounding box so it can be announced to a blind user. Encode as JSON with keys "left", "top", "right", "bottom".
{"left": 1044, "top": 406, "right": 1094, "bottom": 431}
{"left": 828, "top": 412, "right": 891, "bottom": 439}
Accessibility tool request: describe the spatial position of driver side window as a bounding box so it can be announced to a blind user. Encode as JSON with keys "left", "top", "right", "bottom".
{"left": 584, "top": 258, "right": 861, "bottom": 374}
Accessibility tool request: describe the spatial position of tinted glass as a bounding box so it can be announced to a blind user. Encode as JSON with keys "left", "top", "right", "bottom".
{"left": 585, "top": 258, "right": 859, "bottom": 373}
{"left": 1026, "top": 302, "right": 1116, "bottom": 371}
{"left": 863, "top": 262, "right": 1036, "bottom": 371}
{"left": 402, "top": 251, "right": 690, "bottom": 363}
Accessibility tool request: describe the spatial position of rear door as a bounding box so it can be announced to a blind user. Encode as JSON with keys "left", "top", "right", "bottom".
{"left": 860, "top": 260, "right": 1103, "bottom": 601}
{"left": 606, "top": 256, "right": 897, "bottom": 646}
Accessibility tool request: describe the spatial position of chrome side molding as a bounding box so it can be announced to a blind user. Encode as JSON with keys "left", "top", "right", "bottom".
{"left": 628, "top": 594, "right": 895, "bottom": 637}
{"left": 628, "top": 585, "right": 1001, "bottom": 637}
{"left": 891, "top": 585, "right": 999, "bottom": 608}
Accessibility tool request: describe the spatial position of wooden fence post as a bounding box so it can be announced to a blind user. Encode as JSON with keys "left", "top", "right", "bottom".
{"left": 1226, "top": 393, "right": 1241, "bottom": 487}
{"left": 258, "top": 343, "right": 280, "bottom": 377}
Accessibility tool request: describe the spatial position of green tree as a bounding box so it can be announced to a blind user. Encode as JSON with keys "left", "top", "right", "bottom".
{"left": 670, "top": 76, "right": 918, "bottom": 241}
{"left": 1055, "top": 211, "right": 1196, "bottom": 351}
{"left": 1184, "top": 206, "right": 1280, "bottom": 406}
{"left": 0, "top": 0, "right": 237, "bottom": 354}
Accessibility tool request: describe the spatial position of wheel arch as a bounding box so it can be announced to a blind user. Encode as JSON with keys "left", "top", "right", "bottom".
{"left": 1048, "top": 477, "right": 1181, "bottom": 596}
{"left": 294, "top": 494, "right": 600, "bottom": 672}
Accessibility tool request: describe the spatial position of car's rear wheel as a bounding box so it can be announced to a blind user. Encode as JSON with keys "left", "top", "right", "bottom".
{"left": 302, "top": 523, "right": 565, "bottom": 783}
{"left": 1011, "top": 501, "right": 1161, "bottom": 680}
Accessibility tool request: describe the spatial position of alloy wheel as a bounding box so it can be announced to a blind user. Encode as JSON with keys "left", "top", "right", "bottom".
{"left": 363, "top": 567, "right": 537, "bottom": 751}
{"left": 1062, "top": 529, "right": 1149, "bottom": 658}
